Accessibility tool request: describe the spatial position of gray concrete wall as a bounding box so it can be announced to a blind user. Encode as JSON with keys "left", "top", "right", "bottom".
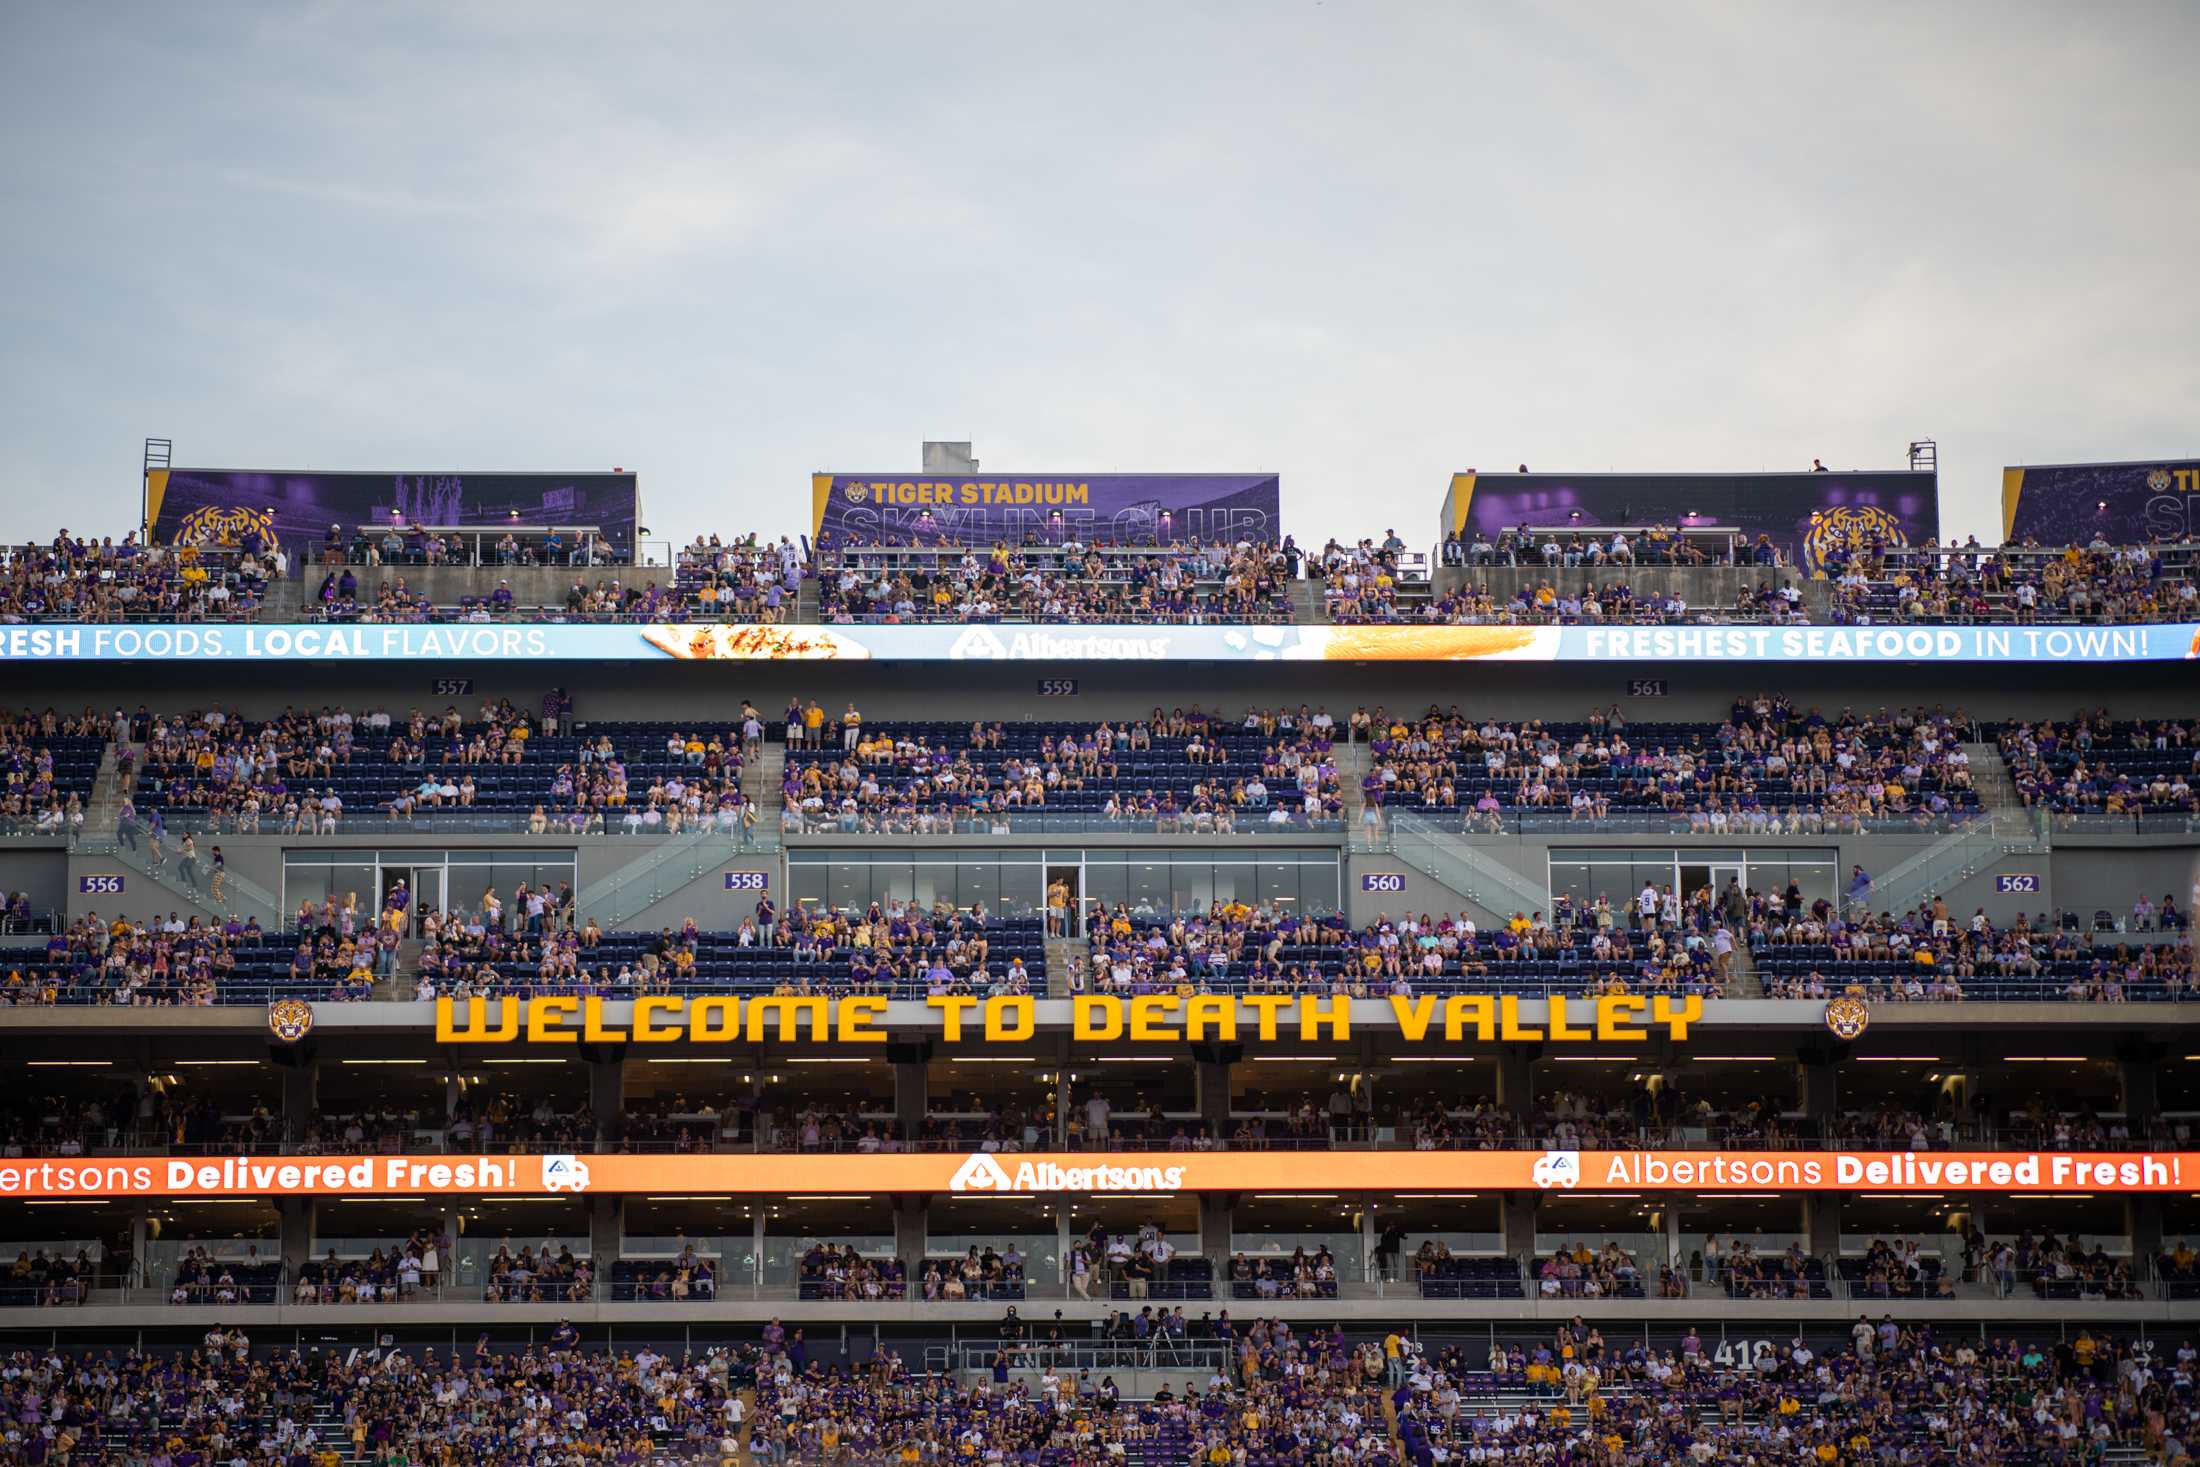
{"left": 2043, "top": 840, "right": 2200, "bottom": 928}
{"left": 45, "top": 824, "right": 2187, "bottom": 933}
{"left": 62, "top": 832, "right": 674, "bottom": 926}
{"left": 0, "top": 846, "right": 69, "bottom": 916}
{"left": 610, "top": 851, "right": 785, "bottom": 931}
{"left": 1343, "top": 856, "right": 1498, "bottom": 926}
{"left": 1340, "top": 835, "right": 2198, "bottom": 928}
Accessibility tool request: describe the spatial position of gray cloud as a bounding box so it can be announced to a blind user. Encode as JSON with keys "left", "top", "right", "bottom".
{"left": 2, "top": 0, "right": 2194, "bottom": 551}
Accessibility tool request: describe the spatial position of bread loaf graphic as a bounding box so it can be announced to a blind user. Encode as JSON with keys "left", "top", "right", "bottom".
{"left": 1317, "top": 626, "right": 1544, "bottom": 661}
{"left": 640, "top": 625, "right": 865, "bottom": 660}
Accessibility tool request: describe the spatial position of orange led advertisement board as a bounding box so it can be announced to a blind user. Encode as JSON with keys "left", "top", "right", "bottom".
{"left": 0, "top": 1150, "right": 2189, "bottom": 1201}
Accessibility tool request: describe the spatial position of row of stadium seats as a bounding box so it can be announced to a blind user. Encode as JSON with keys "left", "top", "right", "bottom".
{"left": 131, "top": 720, "right": 749, "bottom": 820}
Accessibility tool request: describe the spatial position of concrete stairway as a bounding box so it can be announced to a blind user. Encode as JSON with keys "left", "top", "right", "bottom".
{"left": 1963, "top": 740, "right": 2025, "bottom": 822}
{"left": 83, "top": 741, "right": 136, "bottom": 831}
{"left": 746, "top": 738, "right": 786, "bottom": 811}
{"left": 77, "top": 744, "right": 287, "bottom": 922}
{"left": 1045, "top": 937, "right": 1081, "bottom": 997}
{"left": 71, "top": 832, "right": 285, "bottom": 925}
{"left": 1333, "top": 742, "right": 1372, "bottom": 835}
{"left": 372, "top": 938, "right": 425, "bottom": 1000}
{"left": 1726, "top": 934, "right": 1765, "bottom": 998}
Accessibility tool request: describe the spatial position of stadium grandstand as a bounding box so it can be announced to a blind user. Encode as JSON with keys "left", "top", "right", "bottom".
{"left": 0, "top": 449, "right": 2197, "bottom": 1467}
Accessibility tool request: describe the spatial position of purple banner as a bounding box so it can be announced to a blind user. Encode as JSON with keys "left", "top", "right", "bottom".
{"left": 2003, "top": 459, "right": 2200, "bottom": 545}
{"left": 1444, "top": 470, "right": 1939, "bottom": 573}
{"left": 811, "top": 472, "right": 1280, "bottom": 548}
{"left": 148, "top": 469, "right": 639, "bottom": 560}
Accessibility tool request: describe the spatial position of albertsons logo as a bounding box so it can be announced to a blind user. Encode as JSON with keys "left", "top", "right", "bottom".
{"left": 948, "top": 1152, "right": 1185, "bottom": 1193}
{"left": 945, "top": 626, "right": 1171, "bottom": 660}
{"left": 541, "top": 1155, "right": 592, "bottom": 1193}
{"left": 948, "top": 1153, "right": 1015, "bottom": 1191}
{"left": 1531, "top": 1150, "right": 1580, "bottom": 1190}
{"left": 947, "top": 626, "right": 1011, "bottom": 660}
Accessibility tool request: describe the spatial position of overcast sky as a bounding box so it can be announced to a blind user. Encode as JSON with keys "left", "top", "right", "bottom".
{"left": 2, "top": 1, "right": 2194, "bottom": 551}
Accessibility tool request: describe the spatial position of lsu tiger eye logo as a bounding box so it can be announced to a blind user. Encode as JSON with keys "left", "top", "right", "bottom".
{"left": 177, "top": 505, "right": 276, "bottom": 549}
{"left": 1822, "top": 995, "right": 1870, "bottom": 1042}
{"left": 842, "top": 482, "right": 869, "bottom": 503}
{"left": 2148, "top": 469, "right": 2173, "bottom": 493}
{"left": 1802, "top": 505, "right": 1909, "bottom": 576}
{"left": 267, "top": 998, "right": 315, "bottom": 1043}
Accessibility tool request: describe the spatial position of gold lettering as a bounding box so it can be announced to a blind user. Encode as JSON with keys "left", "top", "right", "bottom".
{"left": 929, "top": 995, "right": 979, "bottom": 1043}
{"left": 436, "top": 996, "right": 519, "bottom": 1043}
{"left": 1499, "top": 996, "right": 1543, "bottom": 1042}
{"left": 1596, "top": 995, "right": 1649, "bottom": 1042}
{"left": 984, "top": 995, "right": 1036, "bottom": 1042}
{"left": 1241, "top": 995, "right": 1292, "bottom": 1041}
{"left": 837, "top": 996, "right": 889, "bottom": 1043}
{"left": 1184, "top": 995, "right": 1238, "bottom": 1041}
{"left": 1073, "top": 995, "right": 1124, "bottom": 1041}
{"left": 633, "top": 996, "right": 683, "bottom": 1042}
{"left": 747, "top": 996, "right": 830, "bottom": 1043}
{"left": 1298, "top": 994, "right": 1350, "bottom": 1042}
{"left": 689, "top": 996, "right": 740, "bottom": 1043}
{"left": 1446, "top": 995, "right": 1497, "bottom": 1042}
{"left": 526, "top": 996, "right": 580, "bottom": 1043}
{"left": 1547, "top": 994, "right": 1591, "bottom": 1041}
{"left": 1129, "top": 994, "right": 1183, "bottom": 1041}
{"left": 1389, "top": 994, "right": 1438, "bottom": 1042}
{"left": 1652, "top": 994, "right": 1704, "bottom": 1040}
{"left": 582, "top": 997, "right": 628, "bottom": 1044}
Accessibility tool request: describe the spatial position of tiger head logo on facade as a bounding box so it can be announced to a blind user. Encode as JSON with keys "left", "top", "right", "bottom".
{"left": 1822, "top": 995, "right": 1871, "bottom": 1042}
{"left": 267, "top": 998, "right": 315, "bottom": 1044}
{"left": 176, "top": 505, "right": 276, "bottom": 549}
{"left": 1801, "top": 505, "right": 1909, "bottom": 577}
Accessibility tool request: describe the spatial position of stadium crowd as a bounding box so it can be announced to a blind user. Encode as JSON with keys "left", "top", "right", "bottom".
{"left": 1827, "top": 537, "right": 2200, "bottom": 626}
{"left": 1081, "top": 897, "right": 1738, "bottom": 1003}
{"left": 311, "top": 570, "right": 699, "bottom": 624}
{"left": 818, "top": 539, "right": 1298, "bottom": 623}
{"left": 109, "top": 696, "right": 762, "bottom": 837}
{"left": 1363, "top": 699, "right": 1979, "bottom": 831}
{"left": 1337, "top": 576, "right": 1812, "bottom": 627}
{"left": 0, "top": 708, "right": 104, "bottom": 835}
{"left": 781, "top": 708, "right": 1345, "bottom": 834}
{"left": 416, "top": 897, "right": 1029, "bottom": 1004}
{"left": 0, "top": 533, "right": 275, "bottom": 623}
{"left": 778, "top": 1315, "right": 2200, "bottom": 1466}
{"left": 0, "top": 910, "right": 377, "bottom": 1007}
{"left": 1997, "top": 715, "right": 2198, "bottom": 822}
{"left": 6, "top": 522, "right": 2200, "bottom": 638}
{"left": 1752, "top": 899, "right": 2193, "bottom": 1003}
{"left": 1441, "top": 522, "right": 1779, "bottom": 569}
{"left": 0, "top": 1282, "right": 2187, "bottom": 1461}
